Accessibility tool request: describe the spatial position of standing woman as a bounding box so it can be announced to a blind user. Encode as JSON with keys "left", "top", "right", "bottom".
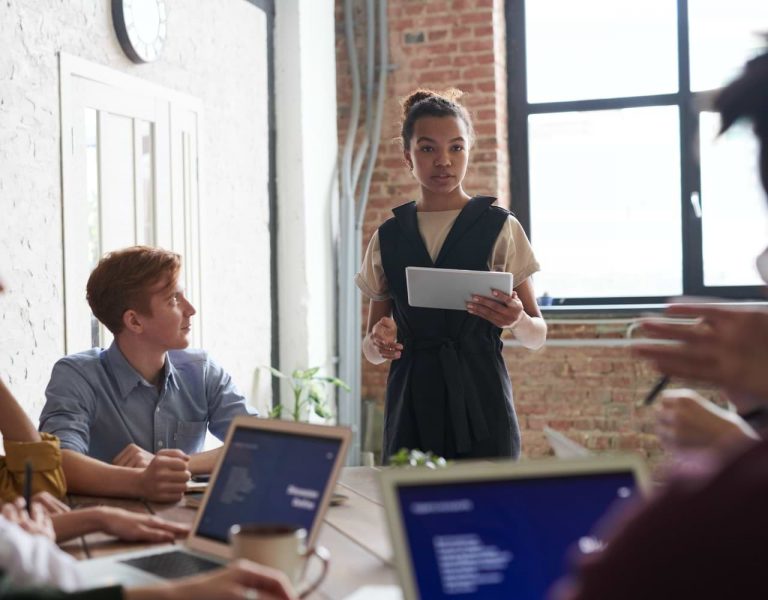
{"left": 356, "top": 89, "right": 547, "bottom": 461}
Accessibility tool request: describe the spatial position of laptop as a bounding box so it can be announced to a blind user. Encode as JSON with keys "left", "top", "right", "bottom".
{"left": 380, "top": 455, "right": 649, "bottom": 600}
{"left": 544, "top": 426, "right": 593, "bottom": 459}
{"left": 406, "top": 266, "right": 513, "bottom": 311}
{"left": 76, "top": 415, "right": 351, "bottom": 586}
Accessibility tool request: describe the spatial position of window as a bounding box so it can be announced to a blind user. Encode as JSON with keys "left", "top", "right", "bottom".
{"left": 507, "top": 0, "right": 768, "bottom": 305}
{"left": 61, "top": 54, "right": 202, "bottom": 350}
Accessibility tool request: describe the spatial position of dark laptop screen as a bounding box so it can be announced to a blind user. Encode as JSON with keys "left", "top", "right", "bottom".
{"left": 396, "top": 471, "right": 638, "bottom": 599}
{"left": 196, "top": 426, "right": 342, "bottom": 543}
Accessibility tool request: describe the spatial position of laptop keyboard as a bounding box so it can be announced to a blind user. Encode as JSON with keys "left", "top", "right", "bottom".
{"left": 121, "top": 550, "right": 220, "bottom": 579}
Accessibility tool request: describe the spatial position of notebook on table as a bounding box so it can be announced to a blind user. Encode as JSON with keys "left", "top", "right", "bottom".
{"left": 379, "top": 455, "right": 649, "bottom": 600}
{"left": 76, "top": 416, "right": 351, "bottom": 586}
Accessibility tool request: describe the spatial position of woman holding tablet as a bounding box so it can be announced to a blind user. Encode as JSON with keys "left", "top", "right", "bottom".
{"left": 356, "top": 89, "right": 547, "bottom": 461}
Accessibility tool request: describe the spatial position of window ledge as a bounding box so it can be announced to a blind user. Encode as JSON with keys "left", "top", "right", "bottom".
{"left": 540, "top": 300, "right": 768, "bottom": 319}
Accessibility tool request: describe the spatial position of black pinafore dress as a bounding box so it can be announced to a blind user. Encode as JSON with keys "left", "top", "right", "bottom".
{"left": 378, "top": 196, "right": 521, "bottom": 461}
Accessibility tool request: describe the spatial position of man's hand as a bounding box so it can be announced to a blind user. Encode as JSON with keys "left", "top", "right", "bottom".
{"left": 1, "top": 497, "right": 55, "bottom": 541}
{"left": 113, "top": 443, "right": 155, "bottom": 469}
{"left": 656, "top": 389, "right": 759, "bottom": 451}
{"left": 636, "top": 304, "right": 768, "bottom": 398}
{"left": 467, "top": 289, "right": 524, "bottom": 329}
{"left": 368, "top": 316, "right": 403, "bottom": 361}
{"left": 31, "top": 491, "right": 70, "bottom": 516}
{"left": 139, "top": 449, "right": 191, "bottom": 503}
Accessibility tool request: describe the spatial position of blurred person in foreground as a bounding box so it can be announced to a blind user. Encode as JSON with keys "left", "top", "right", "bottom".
{"left": 551, "top": 47, "right": 768, "bottom": 600}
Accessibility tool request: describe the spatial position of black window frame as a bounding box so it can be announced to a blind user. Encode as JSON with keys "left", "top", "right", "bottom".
{"left": 506, "top": 0, "right": 766, "bottom": 307}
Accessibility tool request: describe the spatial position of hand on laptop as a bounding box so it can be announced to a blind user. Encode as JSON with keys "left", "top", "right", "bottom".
{"left": 139, "top": 449, "right": 191, "bottom": 502}
{"left": 124, "top": 559, "right": 297, "bottom": 600}
{"left": 1, "top": 497, "right": 56, "bottom": 541}
{"left": 114, "top": 443, "right": 155, "bottom": 469}
{"left": 51, "top": 506, "right": 189, "bottom": 543}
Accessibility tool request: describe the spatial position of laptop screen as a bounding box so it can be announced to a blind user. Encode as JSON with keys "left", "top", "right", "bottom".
{"left": 396, "top": 470, "right": 638, "bottom": 599}
{"left": 195, "top": 426, "right": 343, "bottom": 543}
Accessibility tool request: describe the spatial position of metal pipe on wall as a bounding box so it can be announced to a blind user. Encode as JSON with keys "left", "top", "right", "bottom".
{"left": 337, "top": 0, "right": 389, "bottom": 465}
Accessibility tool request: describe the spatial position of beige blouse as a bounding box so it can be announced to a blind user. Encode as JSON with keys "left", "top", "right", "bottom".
{"left": 355, "top": 209, "right": 541, "bottom": 301}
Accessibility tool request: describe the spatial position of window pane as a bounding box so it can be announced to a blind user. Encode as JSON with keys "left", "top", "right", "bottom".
{"left": 528, "top": 107, "right": 682, "bottom": 299}
{"left": 700, "top": 112, "right": 767, "bottom": 287}
{"left": 525, "top": 0, "right": 678, "bottom": 103}
{"left": 689, "top": 0, "right": 768, "bottom": 92}
{"left": 135, "top": 120, "right": 156, "bottom": 245}
{"left": 85, "top": 108, "right": 101, "bottom": 348}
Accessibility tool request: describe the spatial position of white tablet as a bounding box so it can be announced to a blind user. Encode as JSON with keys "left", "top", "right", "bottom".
{"left": 406, "top": 266, "right": 513, "bottom": 311}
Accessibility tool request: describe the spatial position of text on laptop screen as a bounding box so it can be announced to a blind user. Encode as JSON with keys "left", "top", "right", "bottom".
{"left": 397, "top": 471, "right": 638, "bottom": 599}
{"left": 196, "top": 427, "right": 342, "bottom": 543}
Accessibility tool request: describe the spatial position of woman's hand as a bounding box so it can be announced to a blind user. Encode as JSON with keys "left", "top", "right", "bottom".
{"left": 1, "top": 497, "right": 56, "bottom": 541}
{"left": 467, "top": 289, "right": 525, "bottom": 329}
{"left": 369, "top": 316, "right": 403, "bottom": 361}
{"left": 95, "top": 507, "right": 189, "bottom": 542}
{"left": 51, "top": 506, "right": 189, "bottom": 543}
{"left": 31, "top": 491, "right": 70, "bottom": 516}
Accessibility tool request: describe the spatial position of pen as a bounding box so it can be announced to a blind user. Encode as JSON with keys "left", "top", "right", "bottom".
{"left": 23, "top": 460, "right": 32, "bottom": 515}
{"left": 642, "top": 375, "right": 670, "bottom": 406}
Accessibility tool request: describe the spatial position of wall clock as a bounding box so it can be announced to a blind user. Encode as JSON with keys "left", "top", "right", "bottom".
{"left": 112, "top": 0, "right": 167, "bottom": 64}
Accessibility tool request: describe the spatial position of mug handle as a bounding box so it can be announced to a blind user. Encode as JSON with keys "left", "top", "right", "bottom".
{"left": 297, "top": 545, "right": 330, "bottom": 599}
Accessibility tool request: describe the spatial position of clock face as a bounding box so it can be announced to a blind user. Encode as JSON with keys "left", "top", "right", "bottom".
{"left": 113, "top": 0, "right": 167, "bottom": 63}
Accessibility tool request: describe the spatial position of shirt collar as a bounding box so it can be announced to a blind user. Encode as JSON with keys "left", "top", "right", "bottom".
{"left": 104, "top": 341, "right": 179, "bottom": 399}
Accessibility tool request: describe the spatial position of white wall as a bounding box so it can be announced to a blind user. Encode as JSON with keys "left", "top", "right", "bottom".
{"left": 0, "top": 0, "right": 272, "bottom": 419}
{"left": 275, "top": 0, "right": 339, "bottom": 412}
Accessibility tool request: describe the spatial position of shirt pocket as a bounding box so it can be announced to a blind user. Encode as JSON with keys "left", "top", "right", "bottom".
{"left": 173, "top": 420, "right": 208, "bottom": 454}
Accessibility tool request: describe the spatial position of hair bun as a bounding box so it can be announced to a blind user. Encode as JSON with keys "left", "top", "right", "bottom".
{"left": 401, "top": 89, "right": 438, "bottom": 118}
{"left": 400, "top": 88, "right": 466, "bottom": 118}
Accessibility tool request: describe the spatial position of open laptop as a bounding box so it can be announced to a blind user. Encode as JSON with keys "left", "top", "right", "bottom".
{"left": 77, "top": 415, "right": 351, "bottom": 586}
{"left": 544, "top": 426, "right": 593, "bottom": 459}
{"left": 380, "top": 455, "right": 649, "bottom": 600}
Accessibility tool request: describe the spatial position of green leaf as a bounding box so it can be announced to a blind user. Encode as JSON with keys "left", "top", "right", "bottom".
{"left": 269, "top": 404, "right": 283, "bottom": 419}
{"left": 316, "top": 376, "right": 351, "bottom": 391}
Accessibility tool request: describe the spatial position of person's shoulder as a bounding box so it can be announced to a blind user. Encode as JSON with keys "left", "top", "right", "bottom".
{"left": 470, "top": 195, "right": 513, "bottom": 220}
{"left": 53, "top": 348, "right": 104, "bottom": 371}
{"left": 382, "top": 201, "right": 416, "bottom": 229}
{"left": 168, "top": 347, "right": 210, "bottom": 368}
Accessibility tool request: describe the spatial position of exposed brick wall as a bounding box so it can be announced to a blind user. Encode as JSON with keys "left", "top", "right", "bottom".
{"left": 336, "top": 0, "right": 720, "bottom": 465}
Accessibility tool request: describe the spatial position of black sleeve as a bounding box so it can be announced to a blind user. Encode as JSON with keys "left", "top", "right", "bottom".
{"left": 0, "top": 582, "right": 124, "bottom": 600}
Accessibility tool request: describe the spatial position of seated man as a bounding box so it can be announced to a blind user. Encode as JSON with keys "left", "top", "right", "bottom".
{"left": 39, "top": 246, "right": 254, "bottom": 500}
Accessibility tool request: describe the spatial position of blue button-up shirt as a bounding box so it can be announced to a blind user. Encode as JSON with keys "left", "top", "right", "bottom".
{"left": 39, "top": 342, "right": 254, "bottom": 463}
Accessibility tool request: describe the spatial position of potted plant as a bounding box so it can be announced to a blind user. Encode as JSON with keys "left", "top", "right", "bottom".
{"left": 262, "top": 366, "right": 350, "bottom": 422}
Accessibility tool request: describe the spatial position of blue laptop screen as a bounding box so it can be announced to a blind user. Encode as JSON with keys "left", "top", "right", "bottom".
{"left": 196, "top": 426, "right": 342, "bottom": 543}
{"left": 396, "top": 471, "right": 638, "bottom": 599}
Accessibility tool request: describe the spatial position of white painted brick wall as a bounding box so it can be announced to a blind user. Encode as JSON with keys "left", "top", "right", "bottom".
{"left": 0, "top": 0, "right": 271, "bottom": 421}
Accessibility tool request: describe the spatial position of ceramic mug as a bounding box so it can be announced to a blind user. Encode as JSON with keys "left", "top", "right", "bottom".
{"left": 229, "top": 523, "right": 329, "bottom": 598}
